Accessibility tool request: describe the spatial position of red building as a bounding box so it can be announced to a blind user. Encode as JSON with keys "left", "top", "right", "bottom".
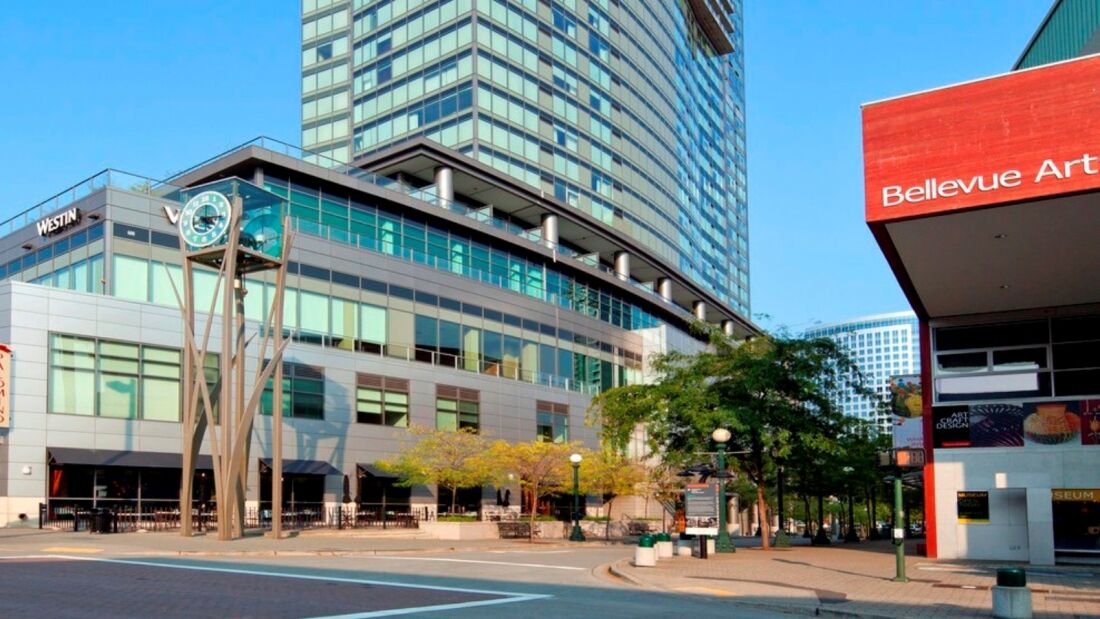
{"left": 863, "top": 54, "right": 1100, "bottom": 564}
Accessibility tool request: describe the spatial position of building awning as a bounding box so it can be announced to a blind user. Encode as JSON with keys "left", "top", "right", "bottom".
{"left": 259, "top": 458, "right": 341, "bottom": 475}
{"left": 47, "top": 447, "right": 213, "bottom": 470}
{"left": 357, "top": 463, "right": 397, "bottom": 479}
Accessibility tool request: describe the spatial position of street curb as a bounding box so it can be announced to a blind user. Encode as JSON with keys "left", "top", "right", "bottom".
{"left": 603, "top": 559, "right": 907, "bottom": 619}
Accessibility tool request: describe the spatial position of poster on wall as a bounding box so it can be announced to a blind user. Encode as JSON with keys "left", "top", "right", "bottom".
{"left": 889, "top": 374, "right": 923, "bottom": 449}
{"left": 0, "top": 344, "right": 9, "bottom": 428}
{"left": 1051, "top": 489, "right": 1100, "bottom": 552}
{"left": 933, "top": 400, "right": 1097, "bottom": 449}
{"left": 957, "top": 491, "right": 990, "bottom": 524}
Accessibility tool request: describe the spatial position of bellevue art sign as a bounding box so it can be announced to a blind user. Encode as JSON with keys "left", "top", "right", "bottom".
{"left": 881, "top": 153, "right": 1100, "bottom": 208}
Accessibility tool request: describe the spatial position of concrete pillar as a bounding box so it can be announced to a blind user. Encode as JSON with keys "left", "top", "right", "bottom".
{"left": 656, "top": 278, "right": 672, "bottom": 302}
{"left": 722, "top": 320, "right": 735, "bottom": 336}
{"left": 434, "top": 166, "right": 454, "bottom": 206}
{"left": 252, "top": 166, "right": 264, "bottom": 187}
{"left": 693, "top": 300, "right": 706, "bottom": 322}
{"left": 613, "top": 251, "right": 630, "bottom": 281}
{"left": 541, "top": 213, "right": 559, "bottom": 249}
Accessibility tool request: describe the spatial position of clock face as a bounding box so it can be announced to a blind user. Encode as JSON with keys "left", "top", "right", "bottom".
{"left": 240, "top": 212, "right": 281, "bottom": 256}
{"left": 179, "top": 191, "right": 231, "bottom": 248}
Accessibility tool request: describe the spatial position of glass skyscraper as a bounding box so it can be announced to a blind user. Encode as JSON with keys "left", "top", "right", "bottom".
{"left": 301, "top": 0, "right": 750, "bottom": 317}
{"left": 804, "top": 311, "right": 921, "bottom": 434}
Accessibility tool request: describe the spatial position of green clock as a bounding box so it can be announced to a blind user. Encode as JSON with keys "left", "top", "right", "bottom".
{"left": 179, "top": 191, "right": 232, "bottom": 248}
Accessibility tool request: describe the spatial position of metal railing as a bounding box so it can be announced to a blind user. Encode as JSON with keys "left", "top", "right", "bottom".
{"left": 39, "top": 499, "right": 430, "bottom": 533}
{"left": 0, "top": 169, "right": 176, "bottom": 239}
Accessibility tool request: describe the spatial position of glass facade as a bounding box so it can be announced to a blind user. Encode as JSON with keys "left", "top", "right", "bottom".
{"left": 302, "top": 0, "right": 750, "bottom": 316}
{"left": 804, "top": 312, "right": 921, "bottom": 433}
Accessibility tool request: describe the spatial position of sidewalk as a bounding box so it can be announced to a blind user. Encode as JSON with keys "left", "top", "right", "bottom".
{"left": 609, "top": 539, "right": 1100, "bottom": 618}
{"left": 0, "top": 527, "right": 599, "bottom": 557}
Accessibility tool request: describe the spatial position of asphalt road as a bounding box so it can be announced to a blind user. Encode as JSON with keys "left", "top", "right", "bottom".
{"left": 0, "top": 538, "right": 777, "bottom": 618}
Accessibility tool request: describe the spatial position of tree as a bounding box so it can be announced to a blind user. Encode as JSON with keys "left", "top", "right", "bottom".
{"left": 589, "top": 329, "right": 866, "bottom": 550}
{"left": 580, "top": 448, "right": 645, "bottom": 539}
{"left": 488, "top": 439, "right": 581, "bottom": 539}
{"left": 375, "top": 425, "right": 493, "bottom": 514}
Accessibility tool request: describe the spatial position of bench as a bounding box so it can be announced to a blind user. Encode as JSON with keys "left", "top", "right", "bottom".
{"left": 497, "top": 521, "right": 532, "bottom": 539}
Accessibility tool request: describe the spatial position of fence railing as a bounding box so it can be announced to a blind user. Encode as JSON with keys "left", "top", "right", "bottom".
{"left": 39, "top": 500, "right": 431, "bottom": 533}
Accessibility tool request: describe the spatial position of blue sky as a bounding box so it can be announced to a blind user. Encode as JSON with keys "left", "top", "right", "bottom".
{"left": 0, "top": 1, "right": 1051, "bottom": 330}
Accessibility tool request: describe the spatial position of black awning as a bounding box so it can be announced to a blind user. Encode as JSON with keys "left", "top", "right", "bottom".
{"left": 47, "top": 447, "right": 213, "bottom": 470}
{"left": 259, "top": 458, "right": 341, "bottom": 475}
{"left": 357, "top": 463, "right": 397, "bottom": 478}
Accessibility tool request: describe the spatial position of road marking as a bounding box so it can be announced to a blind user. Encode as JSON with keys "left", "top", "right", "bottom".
{"left": 367, "top": 556, "right": 585, "bottom": 571}
{"left": 486, "top": 550, "right": 572, "bottom": 555}
{"left": 40, "top": 546, "right": 103, "bottom": 554}
{"left": 22, "top": 555, "right": 551, "bottom": 618}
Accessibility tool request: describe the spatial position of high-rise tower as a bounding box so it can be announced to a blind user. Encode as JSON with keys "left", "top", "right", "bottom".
{"left": 300, "top": 0, "right": 749, "bottom": 319}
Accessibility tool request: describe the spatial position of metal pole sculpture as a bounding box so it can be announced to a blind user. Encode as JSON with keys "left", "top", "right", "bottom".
{"left": 171, "top": 180, "right": 292, "bottom": 540}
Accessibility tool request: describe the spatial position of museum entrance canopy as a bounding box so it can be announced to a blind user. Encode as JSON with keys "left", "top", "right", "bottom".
{"left": 863, "top": 54, "right": 1100, "bottom": 319}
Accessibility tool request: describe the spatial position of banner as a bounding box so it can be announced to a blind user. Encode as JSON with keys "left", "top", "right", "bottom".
{"left": 889, "top": 374, "right": 923, "bottom": 449}
{"left": 0, "top": 344, "right": 9, "bottom": 428}
{"left": 933, "top": 400, "right": 1098, "bottom": 449}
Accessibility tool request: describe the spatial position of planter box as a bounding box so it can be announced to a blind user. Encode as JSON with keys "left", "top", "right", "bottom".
{"left": 420, "top": 521, "right": 499, "bottom": 540}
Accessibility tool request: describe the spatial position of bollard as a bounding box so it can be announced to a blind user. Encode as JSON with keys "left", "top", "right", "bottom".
{"left": 655, "top": 532, "right": 673, "bottom": 559}
{"left": 634, "top": 534, "right": 657, "bottom": 567}
{"left": 992, "top": 568, "right": 1032, "bottom": 619}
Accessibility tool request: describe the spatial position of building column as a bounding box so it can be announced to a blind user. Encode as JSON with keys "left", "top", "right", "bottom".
{"left": 693, "top": 301, "right": 707, "bottom": 322}
{"left": 722, "top": 320, "right": 735, "bottom": 337}
{"left": 613, "top": 251, "right": 630, "bottom": 281}
{"left": 253, "top": 166, "right": 264, "bottom": 188}
{"left": 434, "top": 166, "right": 454, "bottom": 206}
{"left": 656, "top": 278, "right": 672, "bottom": 302}
{"left": 541, "top": 213, "right": 559, "bottom": 249}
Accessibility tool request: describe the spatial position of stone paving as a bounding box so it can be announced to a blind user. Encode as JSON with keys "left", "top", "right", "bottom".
{"left": 611, "top": 539, "right": 1100, "bottom": 618}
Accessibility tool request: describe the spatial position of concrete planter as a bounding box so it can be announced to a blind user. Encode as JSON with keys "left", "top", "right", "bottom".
{"left": 420, "top": 521, "right": 499, "bottom": 540}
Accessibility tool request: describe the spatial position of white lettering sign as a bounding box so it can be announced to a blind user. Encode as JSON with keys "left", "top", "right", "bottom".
{"left": 35, "top": 208, "right": 81, "bottom": 237}
{"left": 881, "top": 153, "right": 1100, "bottom": 207}
{"left": 163, "top": 205, "right": 181, "bottom": 225}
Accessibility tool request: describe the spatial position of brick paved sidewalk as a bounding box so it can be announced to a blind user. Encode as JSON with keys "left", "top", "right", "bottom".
{"left": 610, "top": 539, "right": 1100, "bottom": 618}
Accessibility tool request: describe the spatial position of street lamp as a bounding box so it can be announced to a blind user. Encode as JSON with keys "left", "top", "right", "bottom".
{"left": 842, "top": 466, "right": 859, "bottom": 543}
{"left": 569, "top": 453, "right": 585, "bottom": 542}
{"left": 712, "top": 428, "right": 735, "bottom": 553}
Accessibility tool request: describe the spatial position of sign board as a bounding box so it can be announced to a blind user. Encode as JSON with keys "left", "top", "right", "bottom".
{"left": 957, "top": 491, "right": 990, "bottom": 524}
{"left": 0, "top": 344, "right": 10, "bottom": 428}
{"left": 864, "top": 54, "right": 1100, "bottom": 224}
{"left": 684, "top": 483, "right": 718, "bottom": 536}
{"left": 889, "top": 374, "right": 923, "bottom": 449}
{"left": 36, "top": 208, "right": 81, "bottom": 237}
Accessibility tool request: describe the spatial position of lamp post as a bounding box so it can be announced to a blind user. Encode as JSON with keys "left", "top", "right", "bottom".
{"left": 843, "top": 466, "right": 859, "bottom": 543}
{"left": 712, "top": 428, "right": 735, "bottom": 553}
{"left": 569, "top": 453, "right": 585, "bottom": 542}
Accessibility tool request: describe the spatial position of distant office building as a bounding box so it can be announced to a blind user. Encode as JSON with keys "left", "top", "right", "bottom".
{"left": 804, "top": 311, "right": 920, "bottom": 433}
{"left": 1015, "top": 0, "right": 1100, "bottom": 69}
{"left": 300, "top": 0, "right": 751, "bottom": 319}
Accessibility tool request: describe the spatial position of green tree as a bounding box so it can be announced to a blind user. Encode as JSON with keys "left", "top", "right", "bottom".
{"left": 589, "top": 329, "right": 865, "bottom": 550}
{"left": 376, "top": 425, "right": 493, "bottom": 515}
{"left": 580, "top": 448, "right": 645, "bottom": 539}
{"left": 488, "top": 439, "right": 581, "bottom": 539}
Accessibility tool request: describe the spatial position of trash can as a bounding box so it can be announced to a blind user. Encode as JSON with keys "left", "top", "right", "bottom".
{"left": 93, "top": 508, "right": 114, "bottom": 534}
{"left": 634, "top": 534, "right": 657, "bottom": 567}
{"left": 992, "top": 568, "right": 1031, "bottom": 619}
{"left": 88, "top": 508, "right": 101, "bottom": 533}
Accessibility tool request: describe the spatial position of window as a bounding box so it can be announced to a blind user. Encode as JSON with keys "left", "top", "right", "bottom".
{"left": 436, "top": 385, "right": 478, "bottom": 431}
{"left": 356, "top": 374, "right": 409, "bottom": 427}
{"left": 552, "top": 6, "right": 576, "bottom": 37}
{"left": 536, "top": 401, "right": 569, "bottom": 442}
{"left": 263, "top": 362, "right": 325, "bottom": 419}
{"left": 49, "top": 334, "right": 182, "bottom": 422}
